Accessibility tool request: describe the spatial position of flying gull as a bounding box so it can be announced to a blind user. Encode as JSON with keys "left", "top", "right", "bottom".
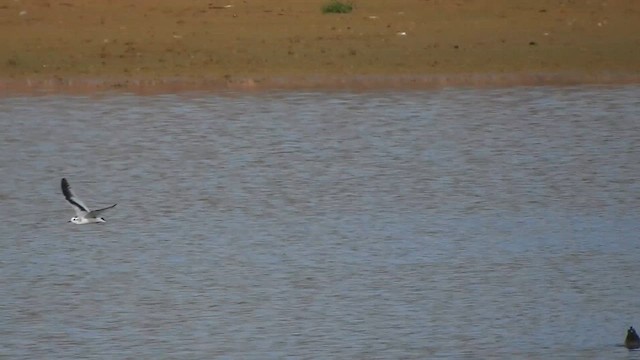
{"left": 61, "top": 178, "right": 116, "bottom": 224}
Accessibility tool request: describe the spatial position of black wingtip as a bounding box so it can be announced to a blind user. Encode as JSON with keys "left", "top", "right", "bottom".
{"left": 61, "top": 178, "right": 70, "bottom": 195}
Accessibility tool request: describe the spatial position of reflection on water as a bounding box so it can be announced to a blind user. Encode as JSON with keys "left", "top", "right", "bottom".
{"left": 1, "top": 86, "right": 639, "bottom": 358}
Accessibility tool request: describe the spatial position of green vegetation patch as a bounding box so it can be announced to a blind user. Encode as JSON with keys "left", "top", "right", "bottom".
{"left": 322, "top": 1, "right": 353, "bottom": 14}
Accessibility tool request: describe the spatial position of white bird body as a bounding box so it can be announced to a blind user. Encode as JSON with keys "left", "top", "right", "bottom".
{"left": 61, "top": 178, "right": 116, "bottom": 224}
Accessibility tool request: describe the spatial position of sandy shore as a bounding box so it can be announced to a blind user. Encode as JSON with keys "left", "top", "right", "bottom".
{"left": 1, "top": 0, "right": 639, "bottom": 93}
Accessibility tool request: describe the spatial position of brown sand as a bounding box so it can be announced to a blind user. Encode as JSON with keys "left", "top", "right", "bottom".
{"left": 1, "top": 0, "right": 639, "bottom": 93}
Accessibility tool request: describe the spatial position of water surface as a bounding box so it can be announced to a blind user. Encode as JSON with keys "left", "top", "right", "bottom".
{"left": 1, "top": 86, "right": 639, "bottom": 359}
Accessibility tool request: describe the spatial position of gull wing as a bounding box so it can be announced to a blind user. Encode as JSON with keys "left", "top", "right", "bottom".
{"left": 87, "top": 204, "right": 117, "bottom": 218}
{"left": 61, "top": 178, "right": 90, "bottom": 216}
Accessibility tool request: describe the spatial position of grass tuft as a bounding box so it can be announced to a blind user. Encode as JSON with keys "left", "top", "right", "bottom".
{"left": 322, "top": 1, "right": 353, "bottom": 14}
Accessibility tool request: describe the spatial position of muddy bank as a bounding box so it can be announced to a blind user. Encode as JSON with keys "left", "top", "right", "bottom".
{"left": 1, "top": 0, "right": 639, "bottom": 93}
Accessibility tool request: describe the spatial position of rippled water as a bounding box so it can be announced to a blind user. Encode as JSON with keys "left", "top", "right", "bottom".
{"left": 1, "top": 86, "right": 639, "bottom": 359}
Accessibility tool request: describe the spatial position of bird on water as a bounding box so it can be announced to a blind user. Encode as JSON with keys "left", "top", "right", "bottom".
{"left": 625, "top": 326, "right": 640, "bottom": 350}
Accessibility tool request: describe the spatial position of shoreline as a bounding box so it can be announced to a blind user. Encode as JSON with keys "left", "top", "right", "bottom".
{"left": 2, "top": 72, "right": 639, "bottom": 96}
